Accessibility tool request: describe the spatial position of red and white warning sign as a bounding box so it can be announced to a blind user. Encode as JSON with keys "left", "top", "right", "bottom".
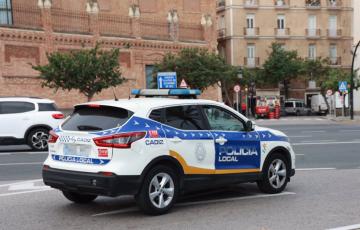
{"left": 180, "top": 79, "right": 188, "bottom": 88}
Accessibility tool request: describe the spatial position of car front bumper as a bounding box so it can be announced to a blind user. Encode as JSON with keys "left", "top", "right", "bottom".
{"left": 43, "top": 167, "right": 141, "bottom": 197}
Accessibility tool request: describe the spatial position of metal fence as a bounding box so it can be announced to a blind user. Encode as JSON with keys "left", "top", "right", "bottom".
{"left": 0, "top": 4, "right": 42, "bottom": 30}
{"left": 140, "top": 17, "right": 170, "bottom": 40}
{"left": 98, "top": 13, "right": 132, "bottom": 37}
{"left": 179, "top": 22, "right": 204, "bottom": 42}
{"left": 51, "top": 9, "right": 90, "bottom": 34}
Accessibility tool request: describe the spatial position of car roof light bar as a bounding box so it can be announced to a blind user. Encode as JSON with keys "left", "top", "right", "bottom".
{"left": 131, "top": 89, "right": 201, "bottom": 99}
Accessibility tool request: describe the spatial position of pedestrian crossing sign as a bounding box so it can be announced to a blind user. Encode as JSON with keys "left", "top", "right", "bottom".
{"left": 338, "top": 81, "right": 347, "bottom": 92}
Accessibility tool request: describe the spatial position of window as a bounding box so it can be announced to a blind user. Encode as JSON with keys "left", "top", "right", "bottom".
{"left": 0, "top": 0, "right": 12, "bottom": 25}
{"left": 247, "top": 44, "right": 256, "bottom": 67}
{"left": 308, "top": 44, "right": 316, "bottom": 60}
{"left": 38, "top": 103, "right": 58, "bottom": 112}
{"left": 218, "top": 15, "right": 225, "bottom": 30}
{"left": 0, "top": 101, "right": 35, "bottom": 114}
{"left": 62, "top": 106, "right": 133, "bottom": 131}
{"left": 329, "top": 44, "right": 337, "bottom": 63}
{"left": 277, "top": 15, "right": 285, "bottom": 29}
{"left": 149, "top": 109, "right": 163, "bottom": 123}
{"left": 145, "top": 65, "right": 156, "bottom": 89}
{"left": 295, "top": 102, "right": 303, "bottom": 108}
{"left": 308, "top": 15, "right": 317, "bottom": 36}
{"left": 202, "top": 105, "right": 245, "bottom": 132}
{"left": 246, "top": 14, "right": 254, "bottom": 29}
{"left": 328, "top": 15, "right": 337, "bottom": 36}
{"left": 164, "top": 106, "right": 205, "bottom": 130}
{"left": 284, "top": 102, "right": 294, "bottom": 108}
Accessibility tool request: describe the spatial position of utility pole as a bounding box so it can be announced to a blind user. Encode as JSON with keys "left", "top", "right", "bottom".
{"left": 350, "top": 40, "right": 360, "bottom": 120}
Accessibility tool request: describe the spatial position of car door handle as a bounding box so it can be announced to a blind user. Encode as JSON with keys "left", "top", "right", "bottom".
{"left": 215, "top": 137, "right": 228, "bottom": 145}
{"left": 170, "top": 137, "right": 182, "bottom": 143}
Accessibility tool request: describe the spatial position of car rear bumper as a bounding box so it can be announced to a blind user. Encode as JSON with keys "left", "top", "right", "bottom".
{"left": 43, "top": 167, "right": 141, "bottom": 197}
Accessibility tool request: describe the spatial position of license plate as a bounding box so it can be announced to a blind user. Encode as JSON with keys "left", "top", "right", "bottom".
{"left": 63, "top": 144, "right": 91, "bottom": 157}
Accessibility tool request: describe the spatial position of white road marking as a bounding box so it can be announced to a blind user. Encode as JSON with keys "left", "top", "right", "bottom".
{"left": 8, "top": 181, "right": 49, "bottom": 191}
{"left": 297, "top": 168, "right": 336, "bottom": 171}
{"left": 293, "top": 141, "right": 360, "bottom": 146}
{"left": 288, "top": 135, "right": 313, "bottom": 138}
{"left": 327, "top": 224, "right": 360, "bottom": 230}
{"left": 0, "top": 189, "right": 53, "bottom": 197}
{"left": 301, "top": 140, "right": 336, "bottom": 143}
{"left": 301, "top": 130, "right": 326, "bottom": 133}
{"left": 0, "top": 162, "right": 43, "bottom": 166}
{"left": 0, "top": 179, "right": 43, "bottom": 188}
{"left": 0, "top": 152, "right": 47, "bottom": 156}
{"left": 339, "top": 130, "right": 360, "bottom": 133}
{"left": 92, "top": 192, "right": 296, "bottom": 217}
{"left": 296, "top": 154, "right": 305, "bottom": 156}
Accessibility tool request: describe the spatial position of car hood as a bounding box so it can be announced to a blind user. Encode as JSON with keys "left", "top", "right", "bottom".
{"left": 255, "top": 126, "right": 288, "bottom": 137}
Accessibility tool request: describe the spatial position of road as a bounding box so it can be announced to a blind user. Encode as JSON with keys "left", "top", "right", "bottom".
{"left": 0, "top": 117, "right": 360, "bottom": 230}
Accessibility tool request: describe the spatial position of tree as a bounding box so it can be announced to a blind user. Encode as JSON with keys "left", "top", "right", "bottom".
{"left": 154, "top": 48, "right": 238, "bottom": 104}
{"left": 33, "top": 45, "right": 125, "bottom": 101}
{"left": 262, "top": 43, "right": 303, "bottom": 99}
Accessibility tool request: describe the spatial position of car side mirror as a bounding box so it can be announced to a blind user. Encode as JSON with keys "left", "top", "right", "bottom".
{"left": 245, "top": 120, "right": 254, "bottom": 132}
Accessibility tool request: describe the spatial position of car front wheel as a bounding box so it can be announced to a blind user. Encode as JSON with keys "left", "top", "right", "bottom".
{"left": 257, "top": 153, "right": 289, "bottom": 194}
{"left": 136, "top": 165, "right": 178, "bottom": 215}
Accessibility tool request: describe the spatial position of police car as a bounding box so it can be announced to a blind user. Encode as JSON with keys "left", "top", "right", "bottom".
{"left": 43, "top": 89, "right": 295, "bottom": 215}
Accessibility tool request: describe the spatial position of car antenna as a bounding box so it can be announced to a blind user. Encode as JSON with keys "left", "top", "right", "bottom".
{"left": 112, "top": 87, "right": 118, "bottom": 101}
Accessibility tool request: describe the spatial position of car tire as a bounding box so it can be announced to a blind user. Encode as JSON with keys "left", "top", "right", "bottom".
{"left": 27, "top": 128, "right": 50, "bottom": 151}
{"left": 135, "top": 165, "right": 179, "bottom": 215}
{"left": 62, "top": 191, "right": 97, "bottom": 204}
{"left": 257, "top": 153, "right": 289, "bottom": 194}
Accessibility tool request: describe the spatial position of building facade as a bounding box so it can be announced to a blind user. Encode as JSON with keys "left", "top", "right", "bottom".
{"left": 0, "top": 0, "right": 218, "bottom": 108}
{"left": 217, "top": 0, "right": 353, "bottom": 105}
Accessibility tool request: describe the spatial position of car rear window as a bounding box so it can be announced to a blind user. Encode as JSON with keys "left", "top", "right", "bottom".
{"left": 285, "top": 102, "right": 293, "bottom": 108}
{"left": 62, "top": 105, "right": 133, "bottom": 131}
{"left": 38, "top": 103, "right": 58, "bottom": 111}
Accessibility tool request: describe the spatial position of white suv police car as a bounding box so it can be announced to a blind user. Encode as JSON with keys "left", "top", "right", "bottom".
{"left": 43, "top": 89, "right": 295, "bottom": 215}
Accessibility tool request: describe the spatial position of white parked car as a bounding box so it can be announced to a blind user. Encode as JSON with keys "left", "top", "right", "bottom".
{"left": 43, "top": 89, "right": 296, "bottom": 215}
{"left": 0, "top": 97, "right": 65, "bottom": 150}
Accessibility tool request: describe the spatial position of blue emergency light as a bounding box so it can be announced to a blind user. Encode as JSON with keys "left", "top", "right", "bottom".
{"left": 131, "top": 89, "right": 201, "bottom": 99}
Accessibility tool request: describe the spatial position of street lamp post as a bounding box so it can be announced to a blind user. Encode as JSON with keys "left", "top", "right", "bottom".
{"left": 350, "top": 40, "right": 360, "bottom": 120}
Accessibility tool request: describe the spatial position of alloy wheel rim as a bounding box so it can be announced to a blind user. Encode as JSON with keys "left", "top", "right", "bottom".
{"left": 31, "top": 131, "right": 49, "bottom": 150}
{"left": 148, "top": 172, "right": 174, "bottom": 209}
{"left": 268, "top": 159, "right": 287, "bottom": 189}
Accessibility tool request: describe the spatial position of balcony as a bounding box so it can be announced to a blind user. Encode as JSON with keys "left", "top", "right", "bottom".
{"left": 244, "top": 27, "right": 259, "bottom": 38}
{"left": 305, "top": 0, "right": 321, "bottom": 9}
{"left": 275, "top": 28, "right": 290, "bottom": 38}
{"left": 218, "top": 28, "right": 226, "bottom": 39}
{"left": 327, "top": 0, "right": 342, "bottom": 10}
{"left": 244, "top": 0, "right": 258, "bottom": 9}
{"left": 306, "top": 28, "right": 321, "bottom": 39}
{"left": 0, "top": 4, "right": 42, "bottom": 30}
{"left": 327, "top": 29, "right": 342, "bottom": 39}
{"left": 244, "top": 57, "right": 260, "bottom": 68}
{"left": 274, "top": 0, "right": 290, "bottom": 9}
{"left": 217, "top": 0, "right": 226, "bottom": 11}
{"left": 329, "top": 57, "right": 341, "bottom": 66}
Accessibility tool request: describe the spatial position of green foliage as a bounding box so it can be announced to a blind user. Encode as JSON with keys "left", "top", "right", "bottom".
{"left": 32, "top": 44, "right": 125, "bottom": 101}
{"left": 154, "top": 48, "right": 238, "bottom": 92}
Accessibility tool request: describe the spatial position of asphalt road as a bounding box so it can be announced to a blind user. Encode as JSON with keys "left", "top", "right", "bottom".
{"left": 0, "top": 117, "right": 360, "bottom": 230}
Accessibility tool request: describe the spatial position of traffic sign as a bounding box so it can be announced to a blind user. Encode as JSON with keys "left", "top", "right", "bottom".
{"left": 234, "top": 85, "right": 241, "bottom": 93}
{"left": 338, "top": 81, "right": 348, "bottom": 93}
{"left": 180, "top": 79, "right": 188, "bottom": 88}
{"left": 157, "top": 72, "right": 177, "bottom": 89}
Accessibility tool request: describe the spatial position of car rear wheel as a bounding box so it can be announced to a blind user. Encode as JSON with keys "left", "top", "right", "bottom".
{"left": 27, "top": 128, "right": 49, "bottom": 151}
{"left": 257, "top": 153, "right": 289, "bottom": 194}
{"left": 135, "top": 165, "right": 178, "bottom": 215}
{"left": 62, "top": 191, "right": 97, "bottom": 204}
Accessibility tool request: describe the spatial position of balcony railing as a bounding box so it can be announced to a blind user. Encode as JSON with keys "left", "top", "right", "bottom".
{"left": 274, "top": 0, "right": 290, "bottom": 9}
{"left": 244, "top": 27, "right": 259, "bottom": 37}
{"left": 140, "top": 17, "right": 171, "bottom": 41}
{"left": 0, "top": 4, "right": 42, "bottom": 30}
{"left": 51, "top": 9, "right": 90, "bottom": 34}
{"left": 306, "top": 28, "right": 321, "bottom": 38}
{"left": 275, "top": 28, "right": 290, "bottom": 38}
{"left": 244, "top": 57, "right": 260, "bottom": 68}
{"left": 178, "top": 22, "right": 204, "bottom": 42}
{"left": 244, "top": 0, "right": 258, "bottom": 8}
{"left": 98, "top": 13, "right": 132, "bottom": 38}
{"left": 327, "top": 29, "right": 342, "bottom": 38}
{"left": 305, "top": 0, "right": 321, "bottom": 9}
{"left": 327, "top": 0, "right": 342, "bottom": 9}
{"left": 329, "top": 57, "right": 341, "bottom": 66}
{"left": 218, "top": 28, "right": 226, "bottom": 38}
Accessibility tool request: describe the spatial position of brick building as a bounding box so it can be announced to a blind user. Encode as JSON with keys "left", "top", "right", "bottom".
{"left": 0, "top": 0, "right": 219, "bottom": 108}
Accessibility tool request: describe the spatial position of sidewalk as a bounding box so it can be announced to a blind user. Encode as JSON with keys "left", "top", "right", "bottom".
{"left": 327, "top": 115, "right": 360, "bottom": 124}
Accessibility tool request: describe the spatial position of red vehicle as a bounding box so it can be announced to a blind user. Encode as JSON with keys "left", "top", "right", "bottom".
{"left": 255, "top": 96, "right": 279, "bottom": 119}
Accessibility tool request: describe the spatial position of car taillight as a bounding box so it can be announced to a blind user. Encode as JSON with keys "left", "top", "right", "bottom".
{"left": 48, "top": 131, "right": 59, "bottom": 143}
{"left": 52, "top": 113, "right": 64, "bottom": 119}
{"left": 93, "top": 132, "right": 146, "bottom": 149}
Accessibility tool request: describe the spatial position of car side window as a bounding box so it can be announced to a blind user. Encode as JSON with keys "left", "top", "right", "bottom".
{"left": 0, "top": 102, "right": 35, "bottom": 114}
{"left": 202, "top": 105, "right": 245, "bottom": 132}
{"left": 296, "top": 102, "right": 302, "bottom": 108}
{"left": 164, "top": 106, "right": 205, "bottom": 130}
{"left": 149, "top": 109, "right": 163, "bottom": 123}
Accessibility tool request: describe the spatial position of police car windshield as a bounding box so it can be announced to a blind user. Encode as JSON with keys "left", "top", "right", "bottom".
{"left": 62, "top": 105, "right": 133, "bottom": 131}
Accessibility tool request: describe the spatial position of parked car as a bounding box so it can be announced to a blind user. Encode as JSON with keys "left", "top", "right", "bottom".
{"left": 284, "top": 99, "right": 311, "bottom": 116}
{"left": 0, "top": 97, "right": 65, "bottom": 150}
{"left": 311, "top": 95, "right": 328, "bottom": 115}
